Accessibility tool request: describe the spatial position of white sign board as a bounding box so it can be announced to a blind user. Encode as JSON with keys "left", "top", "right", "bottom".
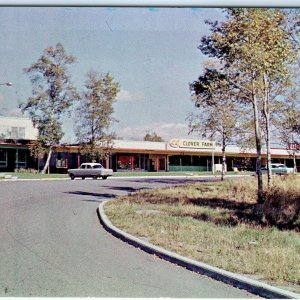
{"left": 169, "top": 138, "right": 215, "bottom": 149}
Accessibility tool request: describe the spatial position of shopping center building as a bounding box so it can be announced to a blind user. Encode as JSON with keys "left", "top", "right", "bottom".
{"left": 0, "top": 116, "right": 38, "bottom": 171}
{"left": 0, "top": 116, "right": 299, "bottom": 173}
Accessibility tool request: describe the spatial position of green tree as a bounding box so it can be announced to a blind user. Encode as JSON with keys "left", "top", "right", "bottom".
{"left": 275, "top": 87, "right": 300, "bottom": 172}
{"left": 189, "top": 67, "right": 239, "bottom": 180}
{"left": 199, "top": 8, "right": 296, "bottom": 202}
{"left": 76, "top": 70, "right": 120, "bottom": 161}
{"left": 144, "top": 131, "right": 164, "bottom": 142}
{"left": 20, "top": 43, "right": 78, "bottom": 173}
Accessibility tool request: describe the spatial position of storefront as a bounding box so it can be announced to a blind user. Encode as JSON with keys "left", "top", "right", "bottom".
{"left": 1, "top": 117, "right": 298, "bottom": 173}
{"left": 1, "top": 137, "right": 299, "bottom": 173}
{"left": 0, "top": 143, "right": 37, "bottom": 172}
{"left": 109, "top": 140, "right": 168, "bottom": 172}
{"left": 108, "top": 139, "right": 299, "bottom": 173}
{"left": 0, "top": 117, "right": 39, "bottom": 172}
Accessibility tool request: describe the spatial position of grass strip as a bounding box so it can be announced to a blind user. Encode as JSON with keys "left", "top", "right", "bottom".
{"left": 1, "top": 172, "right": 68, "bottom": 179}
{"left": 105, "top": 176, "right": 300, "bottom": 293}
{"left": 1, "top": 170, "right": 252, "bottom": 180}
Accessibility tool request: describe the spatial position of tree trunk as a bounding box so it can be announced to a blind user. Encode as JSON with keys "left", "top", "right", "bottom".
{"left": 263, "top": 75, "right": 272, "bottom": 188}
{"left": 293, "top": 150, "right": 297, "bottom": 173}
{"left": 252, "top": 85, "right": 264, "bottom": 203}
{"left": 221, "top": 134, "right": 226, "bottom": 181}
{"left": 42, "top": 147, "right": 52, "bottom": 174}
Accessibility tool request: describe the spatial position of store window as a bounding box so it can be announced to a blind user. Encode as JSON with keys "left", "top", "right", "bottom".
{"left": 0, "top": 149, "right": 8, "bottom": 168}
{"left": 117, "top": 155, "right": 133, "bottom": 170}
{"left": 169, "top": 155, "right": 194, "bottom": 166}
{"left": 16, "top": 150, "right": 27, "bottom": 168}
{"left": 169, "top": 155, "right": 212, "bottom": 171}
{"left": 116, "top": 154, "right": 148, "bottom": 171}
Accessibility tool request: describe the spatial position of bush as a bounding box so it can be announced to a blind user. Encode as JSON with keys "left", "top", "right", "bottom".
{"left": 261, "top": 176, "right": 300, "bottom": 230}
{"left": 126, "top": 176, "right": 300, "bottom": 230}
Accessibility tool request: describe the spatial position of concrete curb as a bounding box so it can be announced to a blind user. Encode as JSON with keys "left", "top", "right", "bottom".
{"left": 98, "top": 200, "right": 300, "bottom": 299}
{"left": 109, "top": 174, "right": 253, "bottom": 180}
{"left": 0, "top": 178, "right": 69, "bottom": 182}
{"left": 0, "top": 173, "right": 253, "bottom": 182}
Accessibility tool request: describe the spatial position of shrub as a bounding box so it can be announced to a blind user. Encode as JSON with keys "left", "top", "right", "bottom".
{"left": 261, "top": 176, "right": 300, "bottom": 230}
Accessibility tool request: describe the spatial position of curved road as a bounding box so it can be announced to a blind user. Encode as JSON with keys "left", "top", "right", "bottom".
{"left": 0, "top": 177, "right": 256, "bottom": 297}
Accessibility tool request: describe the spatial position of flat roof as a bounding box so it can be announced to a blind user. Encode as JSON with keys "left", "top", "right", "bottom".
{"left": 1, "top": 138, "right": 298, "bottom": 158}
{"left": 112, "top": 140, "right": 297, "bottom": 157}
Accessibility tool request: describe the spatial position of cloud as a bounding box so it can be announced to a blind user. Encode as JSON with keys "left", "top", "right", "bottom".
{"left": 116, "top": 90, "right": 145, "bottom": 102}
{"left": 117, "top": 122, "right": 199, "bottom": 141}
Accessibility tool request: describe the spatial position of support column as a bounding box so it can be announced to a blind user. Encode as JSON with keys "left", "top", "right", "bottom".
{"left": 212, "top": 149, "right": 215, "bottom": 174}
{"left": 165, "top": 155, "right": 168, "bottom": 172}
{"left": 77, "top": 154, "right": 81, "bottom": 168}
{"left": 16, "top": 148, "right": 19, "bottom": 170}
{"left": 131, "top": 155, "right": 135, "bottom": 172}
{"left": 139, "top": 154, "right": 141, "bottom": 170}
{"left": 66, "top": 152, "right": 69, "bottom": 169}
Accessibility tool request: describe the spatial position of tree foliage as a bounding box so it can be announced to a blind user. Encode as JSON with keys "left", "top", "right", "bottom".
{"left": 76, "top": 70, "right": 120, "bottom": 161}
{"left": 144, "top": 131, "right": 164, "bottom": 142}
{"left": 274, "top": 86, "right": 300, "bottom": 171}
{"left": 196, "top": 8, "right": 297, "bottom": 202}
{"left": 189, "top": 67, "right": 239, "bottom": 180}
{"left": 20, "top": 43, "right": 78, "bottom": 173}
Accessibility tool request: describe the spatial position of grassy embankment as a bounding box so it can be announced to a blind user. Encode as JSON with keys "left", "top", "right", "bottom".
{"left": 105, "top": 175, "right": 300, "bottom": 293}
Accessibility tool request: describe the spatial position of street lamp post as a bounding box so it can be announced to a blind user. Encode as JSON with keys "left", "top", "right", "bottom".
{"left": 0, "top": 82, "right": 13, "bottom": 86}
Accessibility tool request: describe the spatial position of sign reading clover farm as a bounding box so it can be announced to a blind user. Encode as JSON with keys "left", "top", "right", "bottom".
{"left": 169, "top": 139, "right": 216, "bottom": 149}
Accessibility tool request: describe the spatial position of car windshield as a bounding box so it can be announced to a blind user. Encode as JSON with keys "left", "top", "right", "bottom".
{"left": 271, "top": 164, "right": 286, "bottom": 168}
{"left": 93, "top": 164, "right": 102, "bottom": 169}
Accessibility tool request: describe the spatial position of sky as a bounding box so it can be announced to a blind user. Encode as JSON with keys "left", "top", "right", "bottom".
{"left": 0, "top": 6, "right": 227, "bottom": 143}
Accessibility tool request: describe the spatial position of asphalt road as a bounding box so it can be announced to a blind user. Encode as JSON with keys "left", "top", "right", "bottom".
{"left": 0, "top": 177, "right": 257, "bottom": 297}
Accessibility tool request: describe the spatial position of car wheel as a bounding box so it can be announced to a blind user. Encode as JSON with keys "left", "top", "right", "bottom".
{"left": 102, "top": 176, "right": 108, "bottom": 180}
{"left": 70, "top": 174, "right": 75, "bottom": 180}
{"left": 93, "top": 176, "right": 97, "bottom": 180}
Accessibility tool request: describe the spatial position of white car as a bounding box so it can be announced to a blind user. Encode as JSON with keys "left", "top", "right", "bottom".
{"left": 67, "top": 163, "right": 113, "bottom": 180}
{"left": 261, "top": 163, "right": 294, "bottom": 174}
